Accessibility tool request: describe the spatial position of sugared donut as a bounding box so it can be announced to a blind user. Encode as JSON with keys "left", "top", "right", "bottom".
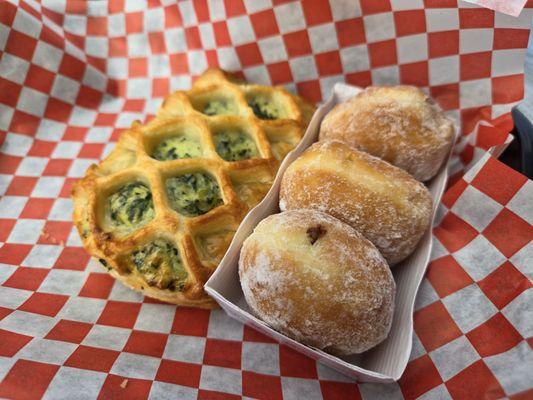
{"left": 279, "top": 140, "right": 433, "bottom": 265}
{"left": 239, "top": 209, "right": 395, "bottom": 355}
{"left": 319, "top": 86, "right": 454, "bottom": 181}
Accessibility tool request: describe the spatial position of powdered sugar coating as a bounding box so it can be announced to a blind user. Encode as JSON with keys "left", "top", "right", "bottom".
{"left": 320, "top": 85, "right": 455, "bottom": 181}
{"left": 279, "top": 140, "right": 433, "bottom": 264}
{"left": 239, "top": 209, "right": 395, "bottom": 355}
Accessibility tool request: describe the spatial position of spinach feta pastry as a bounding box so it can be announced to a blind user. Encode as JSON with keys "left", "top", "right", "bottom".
{"left": 166, "top": 172, "right": 224, "bottom": 217}
{"left": 152, "top": 136, "right": 202, "bottom": 161}
{"left": 71, "top": 68, "right": 315, "bottom": 308}
{"left": 214, "top": 130, "right": 259, "bottom": 161}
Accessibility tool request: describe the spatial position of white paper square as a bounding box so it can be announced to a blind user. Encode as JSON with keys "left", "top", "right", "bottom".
{"left": 48, "top": 198, "right": 73, "bottom": 221}
{"left": 289, "top": 56, "right": 318, "bottom": 82}
{"left": 17, "top": 87, "right": 49, "bottom": 117}
{"left": 57, "top": 297, "right": 106, "bottom": 323}
{"left": 68, "top": 106, "right": 97, "bottom": 127}
{"left": 82, "top": 66, "right": 107, "bottom": 91}
{"left": 320, "top": 75, "right": 344, "bottom": 101}
{"left": 22, "top": 245, "right": 63, "bottom": 268}
{"left": 0, "top": 286, "right": 32, "bottom": 309}
{"left": 178, "top": 1, "right": 198, "bottom": 27}
{"left": 0, "top": 196, "right": 27, "bottom": 219}
{"left": 258, "top": 36, "right": 288, "bottom": 64}
{"left": 200, "top": 365, "right": 242, "bottom": 396}
{"left": 13, "top": 9, "right": 42, "bottom": 38}
{"left": 68, "top": 159, "right": 97, "bottom": 178}
{"left": 7, "top": 219, "right": 46, "bottom": 244}
{"left": 507, "top": 182, "right": 533, "bottom": 225}
{"left": 126, "top": 78, "right": 151, "bottom": 99}
{"left": 243, "top": 65, "right": 271, "bottom": 86}
{"left": 397, "top": 34, "right": 428, "bottom": 64}
{"left": 207, "top": 309, "right": 244, "bottom": 341}
{"left": 43, "top": 367, "right": 106, "bottom": 400}
{"left": 83, "top": 325, "right": 131, "bottom": 351}
{"left": 111, "top": 353, "right": 161, "bottom": 380}
{"left": 429, "top": 56, "right": 460, "bottom": 86}
{"left": 491, "top": 49, "right": 527, "bottom": 77}
{"left": 216, "top": 47, "right": 241, "bottom": 71}
{"left": 144, "top": 7, "right": 165, "bottom": 32}
{"left": 371, "top": 65, "right": 400, "bottom": 85}
{"left": 485, "top": 341, "right": 532, "bottom": 396}
{"left": 134, "top": 303, "right": 175, "bottom": 333}
{"left": 443, "top": 284, "right": 498, "bottom": 333}
{"left": 51, "top": 141, "right": 82, "bottom": 159}
{"left": 187, "top": 50, "right": 208, "bottom": 75}
{"left": 451, "top": 185, "right": 503, "bottom": 231}
{"left": 38, "top": 269, "right": 86, "bottom": 295}
{"left": 414, "top": 279, "right": 439, "bottom": 311}
{"left": 63, "top": 14, "right": 87, "bottom": 35}
{"left": 453, "top": 236, "right": 506, "bottom": 281}
{"left": 0, "top": 54, "right": 30, "bottom": 85}
{"left": 0, "top": 104, "right": 14, "bottom": 132}
{"left": 85, "top": 36, "right": 108, "bottom": 58}
{"left": 460, "top": 29, "right": 494, "bottom": 54}
{"left": 242, "top": 342, "right": 280, "bottom": 375}
{"left": 149, "top": 55, "right": 171, "bottom": 78}
{"left": 36, "top": 119, "right": 66, "bottom": 142}
{"left": 17, "top": 339, "right": 77, "bottom": 365}
{"left": 425, "top": 9, "right": 459, "bottom": 32}
{"left": 308, "top": 23, "right": 339, "bottom": 53}
{"left": 363, "top": 13, "right": 396, "bottom": 43}
{"left": 51, "top": 75, "right": 81, "bottom": 104}
{"left": 340, "top": 44, "right": 370, "bottom": 73}
{"left": 510, "top": 242, "right": 533, "bottom": 280}
{"left": 0, "top": 310, "right": 55, "bottom": 337}
{"left": 128, "top": 33, "right": 150, "bottom": 57}
{"left": 243, "top": 0, "right": 272, "bottom": 14}
{"left": 390, "top": 0, "right": 424, "bottom": 10}
{"left": 163, "top": 334, "right": 206, "bottom": 364}
{"left": 85, "top": 126, "right": 113, "bottom": 143}
{"left": 199, "top": 23, "right": 216, "bottom": 49}
{"left": 330, "top": 1, "right": 362, "bottom": 19}
{"left": 208, "top": 0, "right": 226, "bottom": 21}
{"left": 164, "top": 28, "right": 187, "bottom": 54}
{"left": 0, "top": 175, "right": 13, "bottom": 197}
{"left": 274, "top": 2, "right": 306, "bottom": 34}
{"left": 429, "top": 336, "right": 479, "bottom": 380}
{"left": 281, "top": 377, "right": 322, "bottom": 399}
{"left": 227, "top": 15, "right": 256, "bottom": 46}
{"left": 359, "top": 382, "right": 404, "bottom": 399}
{"left": 502, "top": 289, "right": 533, "bottom": 339}
{"left": 107, "top": 13, "right": 126, "bottom": 37}
{"left": 149, "top": 382, "right": 198, "bottom": 400}
{"left": 2, "top": 133, "right": 33, "bottom": 157}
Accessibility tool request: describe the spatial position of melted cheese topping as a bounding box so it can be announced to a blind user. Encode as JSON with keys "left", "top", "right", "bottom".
{"left": 166, "top": 172, "right": 223, "bottom": 217}
{"left": 152, "top": 136, "right": 202, "bottom": 161}
{"left": 107, "top": 182, "right": 155, "bottom": 231}
{"left": 214, "top": 130, "right": 259, "bottom": 161}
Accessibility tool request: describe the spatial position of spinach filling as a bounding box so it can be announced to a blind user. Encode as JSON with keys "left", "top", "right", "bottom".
{"left": 166, "top": 172, "right": 223, "bottom": 217}
{"left": 131, "top": 240, "right": 188, "bottom": 291}
{"left": 152, "top": 136, "right": 202, "bottom": 161}
{"left": 107, "top": 182, "right": 155, "bottom": 229}
{"left": 203, "top": 99, "right": 237, "bottom": 116}
{"left": 214, "top": 130, "right": 259, "bottom": 161}
{"left": 248, "top": 96, "right": 279, "bottom": 120}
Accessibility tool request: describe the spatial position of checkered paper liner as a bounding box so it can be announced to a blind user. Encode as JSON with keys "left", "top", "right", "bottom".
{"left": 0, "top": 1, "right": 531, "bottom": 399}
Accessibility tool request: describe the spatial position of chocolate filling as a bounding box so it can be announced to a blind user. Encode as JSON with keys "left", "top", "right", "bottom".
{"left": 306, "top": 225, "right": 326, "bottom": 245}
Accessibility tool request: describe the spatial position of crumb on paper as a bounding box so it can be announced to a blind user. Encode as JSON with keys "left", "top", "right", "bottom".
{"left": 120, "top": 379, "right": 128, "bottom": 389}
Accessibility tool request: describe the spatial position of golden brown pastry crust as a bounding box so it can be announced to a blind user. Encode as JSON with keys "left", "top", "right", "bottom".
{"left": 279, "top": 140, "right": 433, "bottom": 265}
{"left": 72, "top": 69, "right": 315, "bottom": 308}
{"left": 319, "top": 85, "right": 455, "bottom": 181}
{"left": 239, "top": 209, "right": 395, "bottom": 355}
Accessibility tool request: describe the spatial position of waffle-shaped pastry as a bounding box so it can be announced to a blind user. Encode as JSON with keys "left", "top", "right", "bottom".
{"left": 72, "top": 69, "right": 315, "bottom": 308}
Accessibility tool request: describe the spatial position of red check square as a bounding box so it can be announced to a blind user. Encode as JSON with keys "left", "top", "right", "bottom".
{"left": 399, "top": 355, "right": 442, "bottom": 400}
{"left": 3, "top": 266, "right": 48, "bottom": 291}
{"left": 368, "top": 40, "right": 397, "bottom": 68}
{"left": 300, "top": 0, "right": 333, "bottom": 26}
{"left": 79, "top": 273, "right": 115, "bottom": 299}
{"left": 65, "top": 345, "right": 120, "bottom": 372}
{"left": 466, "top": 313, "right": 522, "bottom": 357}
{"left": 267, "top": 61, "right": 293, "bottom": 85}
{"left": 243, "top": 325, "right": 277, "bottom": 344}
{"left": 400, "top": 61, "right": 429, "bottom": 87}
{"left": 171, "top": 307, "right": 210, "bottom": 336}
{"left": 430, "top": 83, "right": 460, "bottom": 111}
{"left": 315, "top": 51, "right": 342, "bottom": 76}
{"left": 243, "top": 371, "right": 283, "bottom": 400}
{"left": 5, "top": 30, "right": 37, "bottom": 60}
{"left": 336, "top": 18, "right": 365, "bottom": 47}
{"left": 98, "top": 374, "right": 152, "bottom": 400}
{"left": 283, "top": 30, "right": 312, "bottom": 58}
{"left": 250, "top": 9, "right": 279, "bottom": 38}
{"left": 460, "top": 52, "right": 492, "bottom": 81}
{"left": 25, "top": 65, "right": 56, "bottom": 94}
{"left": 433, "top": 212, "right": 478, "bottom": 253}
{"left": 414, "top": 301, "right": 462, "bottom": 352}
{"left": 446, "top": 360, "right": 504, "bottom": 400}
{"left": 203, "top": 339, "right": 242, "bottom": 369}
{"left": 123, "top": 330, "right": 168, "bottom": 358}
{"left": 478, "top": 261, "right": 532, "bottom": 310}
{"left": 45, "top": 319, "right": 93, "bottom": 344}
{"left": 427, "top": 256, "right": 474, "bottom": 298}
{"left": 394, "top": 10, "right": 426, "bottom": 37}
{"left": 320, "top": 381, "right": 362, "bottom": 400}
{"left": 280, "top": 345, "right": 317, "bottom": 379}
{"left": 156, "top": 359, "right": 202, "bottom": 388}
{"left": 428, "top": 31, "right": 459, "bottom": 58}
{"left": 97, "top": 301, "right": 141, "bottom": 329}
{"left": 483, "top": 209, "right": 532, "bottom": 258}
{"left": 0, "top": 360, "right": 59, "bottom": 400}
{"left": 0, "top": 329, "right": 33, "bottom": 357}
{"left": 19, "top": 292, "right": 68, "bottom": 317}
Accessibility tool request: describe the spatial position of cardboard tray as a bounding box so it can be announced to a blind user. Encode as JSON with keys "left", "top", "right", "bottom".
{"left": 205, "top": 83, "right": 454, "bottom": 383}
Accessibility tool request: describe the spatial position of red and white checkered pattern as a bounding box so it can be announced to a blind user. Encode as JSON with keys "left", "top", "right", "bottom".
{"left": 0, "top": 1, "right": 532, "bottom": 399}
